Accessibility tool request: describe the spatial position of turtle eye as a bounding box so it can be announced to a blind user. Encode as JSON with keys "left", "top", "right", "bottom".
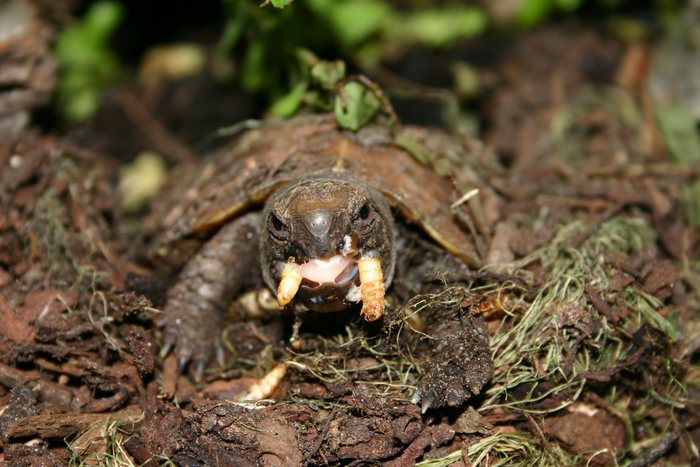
{"left": 269, "top": 214, "right": 289, "bottom": 240}
{"left": 354, "top": 203, "right": 374, "bottom": 226}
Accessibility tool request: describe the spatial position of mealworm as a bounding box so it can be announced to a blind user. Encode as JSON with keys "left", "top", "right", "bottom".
{"left": 241, "top": 363, "right": 287, "bottom": 401}
{"left": 358, "top": 256, "right": 384, "bottom": 321}
{"left": 277, "top": 261, "right": 302, "bottom": 307}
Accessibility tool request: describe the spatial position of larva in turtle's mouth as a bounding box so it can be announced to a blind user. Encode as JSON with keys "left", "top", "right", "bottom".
{"left": 275, "top": 255, "right": 384, "bottom": 320}
{"left": 277, "top": 261, "right": 302, "bottom": 307}
{"left": 357, "top": 256, "right": 384, "bottom": 321}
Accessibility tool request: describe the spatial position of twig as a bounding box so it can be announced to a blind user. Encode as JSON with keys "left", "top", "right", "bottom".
{"left": 6, "top": 405, "right": 143, "bottom": 439}
{"left": 113, "top": 86, "right": 198, "bottom": 164}
{"left": 628, "top": 430, "right": 683, "bottom": 467}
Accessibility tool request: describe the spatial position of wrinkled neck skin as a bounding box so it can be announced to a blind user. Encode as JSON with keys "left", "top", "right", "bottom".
{"left": 260, "top": 172, "right": 396, "bottom": 313}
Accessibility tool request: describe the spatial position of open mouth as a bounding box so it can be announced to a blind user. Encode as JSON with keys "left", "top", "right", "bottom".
{"left": 276, "top": 252, "right": 385, "bottom": 321}
{"left": 298, "top": 255, "right": 358, "bottom": 288}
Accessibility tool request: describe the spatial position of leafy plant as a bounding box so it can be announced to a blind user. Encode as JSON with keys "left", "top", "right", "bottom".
{"left": 514, "top": 0, "right": 582, "bottom": 27}
{"left": 334, "top": 81, "right": 380, "bottom": 131}
{"left": 54, "top": 1, "right": 123, "bottom": 121}
{"left": 267, "top": 53, "right": 384, "bottom": 131}
{"left": 218, "top": 0, "right": 488, "bottom": 111}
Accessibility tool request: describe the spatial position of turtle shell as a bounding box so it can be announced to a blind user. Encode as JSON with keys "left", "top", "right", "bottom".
{"left": 152, "top": 114, "right": 480, "bottom": 268}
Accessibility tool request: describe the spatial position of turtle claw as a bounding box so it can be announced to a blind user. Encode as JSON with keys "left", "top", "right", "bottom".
{"left": 413, "top": 375, "right": 464, "bottom": 412}
{"left": 410, "top": 389, "right": 422, "bottom": 405}
{"left": 409, "top": 388, "right": 437, "bottom": 414}
{"left": 446, "top": 389, "right": 463, "bottom": 407}
{"left": 216, "top": 344, "right": 226, "bottom": 367}
{"left": 159, "top": 289, "right": 226, "bottom": 381}
{"left": 162, "top": 322, "right": 224, "bottom": 383}
{"left": 193, "top": 358, "right": 206, "bottom": 383}
{"left": 420, "top": 396, "right": 433, "bottom": 415}
{"left": 159, "top": 338, "right": 174, "bottom": 359}
{"left": 410, "top": 381, "right": 439, "bottom": 413}
{"left": 412, "top": 315, "right": 493, "bottom": 411}
{"left": 178, "top": 356, "right": 189, "bottom": 374}
{"left": 170, "top": 336, "right": 216, "bottom": 382}
{"left": 160, "top": 324, "right": 220, "bottom": 382}
{"left": 412, "top": 351, "right": 490, "bottom": 411}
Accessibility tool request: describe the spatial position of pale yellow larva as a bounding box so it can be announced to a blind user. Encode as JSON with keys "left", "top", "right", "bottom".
{"left": 277, "top": 261, "right": 302, "bottom": 307}
{"left": 241, "top": 363, "right": 287, "bottom": 401}
{"left": 358, "top": 256, "right": 384, "bottom": 321}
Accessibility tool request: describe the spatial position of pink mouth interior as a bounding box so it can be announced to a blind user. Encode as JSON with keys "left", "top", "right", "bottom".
{"left": 299, "top": 255, "right": 355, "bottom": 285}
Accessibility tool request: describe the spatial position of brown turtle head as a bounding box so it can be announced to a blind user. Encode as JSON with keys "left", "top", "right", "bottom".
{"left": 260, "top": 174, "right": 395, "bottom": 313}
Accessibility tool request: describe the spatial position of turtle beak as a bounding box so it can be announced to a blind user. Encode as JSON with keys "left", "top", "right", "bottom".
{"left": 301, "top": 210, "right": 334, "bottom": 256}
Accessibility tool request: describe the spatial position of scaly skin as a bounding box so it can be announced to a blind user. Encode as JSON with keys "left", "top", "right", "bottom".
{"left": 411, "top": 314, "right": 492, "bottom": 412}
{"left": 161, "top": 212, "right": 261, "bottom": 380}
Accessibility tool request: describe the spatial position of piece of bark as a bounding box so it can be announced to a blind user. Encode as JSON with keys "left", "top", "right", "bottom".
{"left": 0, "top": 292, "right": 34, "bottom": 343}
{"left": 6, "top": 405, "right": 143, "bottom": 439}
{"left": 0, "top": 363, "right": 74, "bottom": 409}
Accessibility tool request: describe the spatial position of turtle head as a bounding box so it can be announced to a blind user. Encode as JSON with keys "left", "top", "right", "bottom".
{"left": 260, "top": 174, "right": 396, "bottom": 314}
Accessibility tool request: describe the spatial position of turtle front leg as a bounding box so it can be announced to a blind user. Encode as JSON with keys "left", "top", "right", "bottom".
{"left": 161, "top": 212, "right": 261, "bottom": 381}
{"left": 411, "top": 312, "right": 492, "bottom": 412}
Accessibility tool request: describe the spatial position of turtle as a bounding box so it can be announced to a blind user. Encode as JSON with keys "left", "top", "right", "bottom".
{"left": 152, "top": 113, "right": 492, "bottom": 410}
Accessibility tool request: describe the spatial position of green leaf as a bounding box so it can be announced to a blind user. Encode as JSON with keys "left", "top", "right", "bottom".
{"left": 54, "top": 0, "right": 123, "bottom": 121}
{"left": 217, "top": 0, "right": 251, "bottom": 52}
{"left": 270, "top": 81, "right": 307, "bottom": 117}
{"left": 335, "top": 81, "right": 380, "bottom": 131}
{"left": 241, "top": 40, "right": 268, "bottom": 91}
{"left": 393, "top": 131, "right": 431, "bottom": 165}
{"left": 310, "top": 60, "right": 346, "bottom": 90}
{"left": 687, "top": 181, "right": 700, "bottom": 227}
{"left": 451, "top": 61, "right": 481, "bottom": 98}
{"left": 63, "top": 88, "right": 99, "bottom": 122}
{"left": 270, "top": 0, "right": 293, "bottom": 8}
{"left": 655, "top": 104, "right": 700, "bottom": 164}
{"left": 515, "top": 0, "right": 555, "bottom": 27}
{"left": 55, "top": 1, "right": 123, "bottom": 64}
{"left": 83, "top": 0, "right": 123, "bottom": 39}
{"left": 326, "top": 0, "right": 392, "bottom": 47}
{"left": 556, "top": 0, "right": 581, "bottom": 12}
{"left": 392, "top": 7, "right": 488, "bottom": 47}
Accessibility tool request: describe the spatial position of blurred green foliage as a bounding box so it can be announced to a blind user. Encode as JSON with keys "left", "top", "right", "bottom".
{"left": 514, "top": 0, "right": 687, "bottom": 28}
{"left": 687, "top": 181, "right": 700, "bottom": 228}
{"left": 514, "top": 0, "right": 581, "bottom": 27}
{"left": 51, "top": 0, "right": 691, "bottom": 129}
{"left": 307, "top": 0, "right": 391, "bottom": 50}
{"left": 266, "top": 53, "right": 381, "bottom": 132}
{"left": 267, "top": 52, "right": 344, "bottom": 117}
{"left": 656, "top": 102, "right": 700, "bottom": 228}
{"left": 267, "top": 0, "right": 293, "bottom": 7}
{"left": 656, "top": 104, "right": 700, "bottom": 165}
{"left": 218, "top": 0, "right": 488, "bottom": 112}
{"left": 54, "top": 1, "right": 123, "bottom": 121}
